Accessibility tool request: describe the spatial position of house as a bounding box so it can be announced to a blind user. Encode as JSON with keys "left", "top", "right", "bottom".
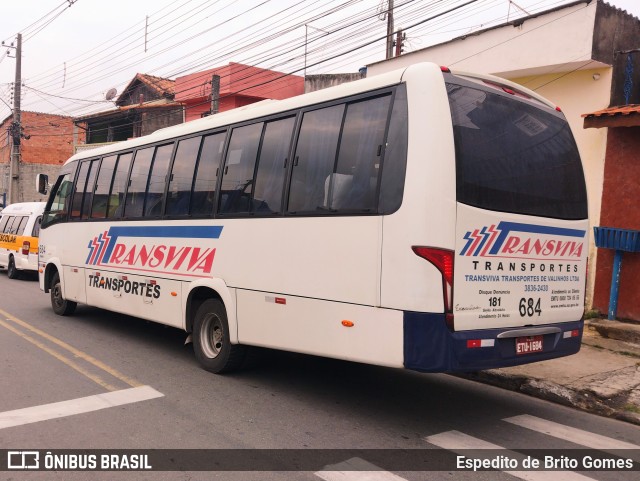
{"left": 74, "top": 73, "right": 183, "bottom": 149}
{"left": 175, "top": 62, "right": 304, "bottom": 122}
{"left": 1, "top": 111, "right": 83, "bottom": 203}
{"left": 366, "top": 0, "right": 640, "bottom": 312}
{"left": 583, "top": 105, "right": 640, "bottom": 320}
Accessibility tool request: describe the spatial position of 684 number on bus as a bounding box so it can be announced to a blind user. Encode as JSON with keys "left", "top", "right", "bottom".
{"left": 519, "top": 297, "right": 541, "bottom": 317}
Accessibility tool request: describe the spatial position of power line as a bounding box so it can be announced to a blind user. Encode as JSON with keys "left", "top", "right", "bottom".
{"left": 26, "top": 0, "right": 479, "bottom": 137}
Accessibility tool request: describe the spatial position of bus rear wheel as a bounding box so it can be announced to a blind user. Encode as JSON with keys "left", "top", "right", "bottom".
{"left": 193, "top": 299, "right": 245, "bottom": 373}
{"left": 50, "top": 271, "right": 77, "bottom": 316}
{"left": 7, "top": 256, "right": 20, "bottom": 279}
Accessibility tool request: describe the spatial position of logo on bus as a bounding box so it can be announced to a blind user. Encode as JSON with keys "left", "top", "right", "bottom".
{"left": 460, "top": 222, "right": 585, "bottom": 259}
{"left": 86, "top": 225, "right": 223, "bottom": 276}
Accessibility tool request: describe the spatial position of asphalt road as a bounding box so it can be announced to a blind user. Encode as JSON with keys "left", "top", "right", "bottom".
{"left": 0, "top": 271, "right": 638, "bottom": 481}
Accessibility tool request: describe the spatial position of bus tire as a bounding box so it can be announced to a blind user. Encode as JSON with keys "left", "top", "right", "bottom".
{"left": 50, "top": 271, "right": 77, "bottom": 316}
{"left": 193, "top": 298, "right": 245, "bottom": 374}
{"left": 7, "top": 256, "right": 20, "bottom": 279}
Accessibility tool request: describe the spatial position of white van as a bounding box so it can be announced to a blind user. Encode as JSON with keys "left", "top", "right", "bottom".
{"left": 0, "top": 202, "right": 46, "bottom": 279}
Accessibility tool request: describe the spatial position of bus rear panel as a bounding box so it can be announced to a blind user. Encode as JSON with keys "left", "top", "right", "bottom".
{"left": 402, "top": 69, "right": 588, "bottom": 372}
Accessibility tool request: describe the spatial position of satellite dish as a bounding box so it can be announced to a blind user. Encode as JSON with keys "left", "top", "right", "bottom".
{"left": 105, "top": 88, "right": 118, "bottom": 101}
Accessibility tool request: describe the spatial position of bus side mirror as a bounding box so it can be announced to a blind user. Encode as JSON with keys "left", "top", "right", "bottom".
{"left": 37, "top": 174, "right": 49, "bottom": 195}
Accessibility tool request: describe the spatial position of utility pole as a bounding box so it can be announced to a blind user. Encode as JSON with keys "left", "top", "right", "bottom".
{"left": 385, "top": 0, "right": 395, "bottom": 60}
{"left": 9, "top": 33, "right": 22, "bottom": 204}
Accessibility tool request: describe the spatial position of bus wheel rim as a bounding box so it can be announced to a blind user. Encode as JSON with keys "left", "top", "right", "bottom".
{"left": 200, "top": 314, "right": 223, "bottom": 359}
{"left": 53, "top": 284, "right": 63, "bottom": 307}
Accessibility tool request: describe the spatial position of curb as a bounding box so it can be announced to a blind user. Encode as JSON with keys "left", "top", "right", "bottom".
{"left": 587, "top": 319, "right": 640, "bottom": 345}
{"left": 456, "top": 369, "right": 640, "bottom": 426}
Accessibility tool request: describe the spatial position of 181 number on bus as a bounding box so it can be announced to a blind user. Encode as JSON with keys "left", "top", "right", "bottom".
{"left": 519, "top": 298, "right": 541, "bottom": 317}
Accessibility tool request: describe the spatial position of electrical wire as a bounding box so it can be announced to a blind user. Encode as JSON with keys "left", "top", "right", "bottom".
{"left": 7, "top": 0, "right": 592, "bottom": 124}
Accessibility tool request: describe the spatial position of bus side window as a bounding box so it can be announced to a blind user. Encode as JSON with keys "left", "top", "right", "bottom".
{"left": 288, "top": 104, "right": 345, "bottom": 213}
{"left": 70, "top": 160, "right": 92, "bottom": 219}
{"left": 252, "top": 116, "right": 295, "bottom": 214}
{"left": 378, "top": 84, "right": 408, "bottom": 214}
{"left": 81, "top": 160, "right": 99, "bottom": 220}
{"left": 144, "top": 143, "right": 174, "bottom": 217}
{"left": 42, "top": 172, "right": 74, "bottom": 228}
{"left": 109, "top": 152, "right": 132, "bottom": 218}
{"left": 91, "top": 155, "right": 118, "bottom": 219}
{"left": 330, "top": 95, "right": 391, "bottom": 212}
{"left": 219, "top": 123, "right": 263, "bottom": 215}
{"left": 166, "top": 136, "right": 202, "bottom": 216}
{"left": 191, "top": 132, "right": 226, "bottom": 216}
{"left": 125, "top": 147, "right": 154, "bottom": 218}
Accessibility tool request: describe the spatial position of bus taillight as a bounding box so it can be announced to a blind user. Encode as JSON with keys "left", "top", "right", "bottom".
{"left": 412, "top": 247, "right": 454, "bottom": 327}
{"left": 22, "top": 241, "right": 30, "bottom": 255}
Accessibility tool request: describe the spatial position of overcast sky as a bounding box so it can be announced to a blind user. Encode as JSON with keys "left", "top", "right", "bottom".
{"left": 1, "top": 0, "right": 639, "bottom": 120}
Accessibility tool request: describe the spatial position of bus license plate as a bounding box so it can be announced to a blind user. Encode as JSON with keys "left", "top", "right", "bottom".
{"left": 515, "top": 336, "right": 543, "bottom": 355}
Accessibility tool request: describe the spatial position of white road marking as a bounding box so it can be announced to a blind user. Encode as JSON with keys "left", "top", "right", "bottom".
{"left": 504, "top": 414, "right": 640, "bottom": 450}
{"left": 315, "top": 457, "right": 408, "bottom": 481}
{"left": 0, "top": 386, "right": 163, "bottom": 430}
{"left": 425, "top": 430, "right": 594, "bottom": 481}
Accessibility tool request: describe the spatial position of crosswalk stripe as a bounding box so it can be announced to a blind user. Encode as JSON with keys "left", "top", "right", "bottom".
{"left": 0, "top": 386, "right": 163, "bottom": 430}
{"left": 425, "top": 430, "right": 595, "bottom": 481}
{"left": 504, "top": 415, "right": 640, "bottom": 450}
{"left": 315, "top": 457, "right": 408, "bottom": 481}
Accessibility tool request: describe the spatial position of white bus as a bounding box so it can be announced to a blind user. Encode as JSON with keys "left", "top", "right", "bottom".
{"left": 37, "top": 62, "right": 588, "bottom": 374}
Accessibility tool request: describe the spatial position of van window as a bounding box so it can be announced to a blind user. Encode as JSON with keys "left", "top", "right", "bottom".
{"left": 15, "top": 216, "right": 28, "bottom": 235}
{"left": 0, "top": 215, "right": 10, "bottom": 233}
{"left": 32, "top": 216, "right": 42, "bottom": 237}
{"left": 447, "top": 83, "right": 588, "bottom": 220}
{"left": 3, "top": 216, "right": 16, "bottom": 234}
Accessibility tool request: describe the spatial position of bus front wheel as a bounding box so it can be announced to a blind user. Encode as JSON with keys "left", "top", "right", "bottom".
{"left": 193, "top": 299, "right": 245, "bottom": 373}
{"left": 50, "top": 271, "right": 77, "bottom": 316}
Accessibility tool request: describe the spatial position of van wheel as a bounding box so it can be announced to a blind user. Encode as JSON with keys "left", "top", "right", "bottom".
{"left": 7, "top": 256, "right": 20, "bottom": 279}
{"left": 50, "top": 272, "right": 77, "bottom": 316}
{"left": 193, "top": 299, "right": 246, "bottom": 373}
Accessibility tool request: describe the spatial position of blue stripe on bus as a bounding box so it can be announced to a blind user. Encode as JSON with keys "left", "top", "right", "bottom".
{"left": 102, "top": 225, "right": 223, "bottom": 264}
{"left": 488, "top": 222, "right": 586, "bottom": 256}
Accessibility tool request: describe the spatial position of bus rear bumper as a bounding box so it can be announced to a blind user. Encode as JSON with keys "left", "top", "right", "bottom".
{"left": 403, "top": 311, "right": 583, "bottom": 373}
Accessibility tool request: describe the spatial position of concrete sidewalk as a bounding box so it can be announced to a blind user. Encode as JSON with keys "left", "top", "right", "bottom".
{"left": 459, "top": 319, "right": 640, "bottom": 425}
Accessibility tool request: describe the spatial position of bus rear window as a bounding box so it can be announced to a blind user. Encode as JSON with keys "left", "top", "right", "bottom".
{"left": 446, "top": 83, "right": 587, "bottom": 220}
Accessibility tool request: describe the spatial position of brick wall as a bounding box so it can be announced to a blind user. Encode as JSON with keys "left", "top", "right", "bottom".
{"left": 0, "top": 111, "right": 82, "bottom": 204}
{"left": 593, "top": 127, "right": 640, "bottom": 321}
{"left": 20, "top": 112, "right": 82, "bottom": 165}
